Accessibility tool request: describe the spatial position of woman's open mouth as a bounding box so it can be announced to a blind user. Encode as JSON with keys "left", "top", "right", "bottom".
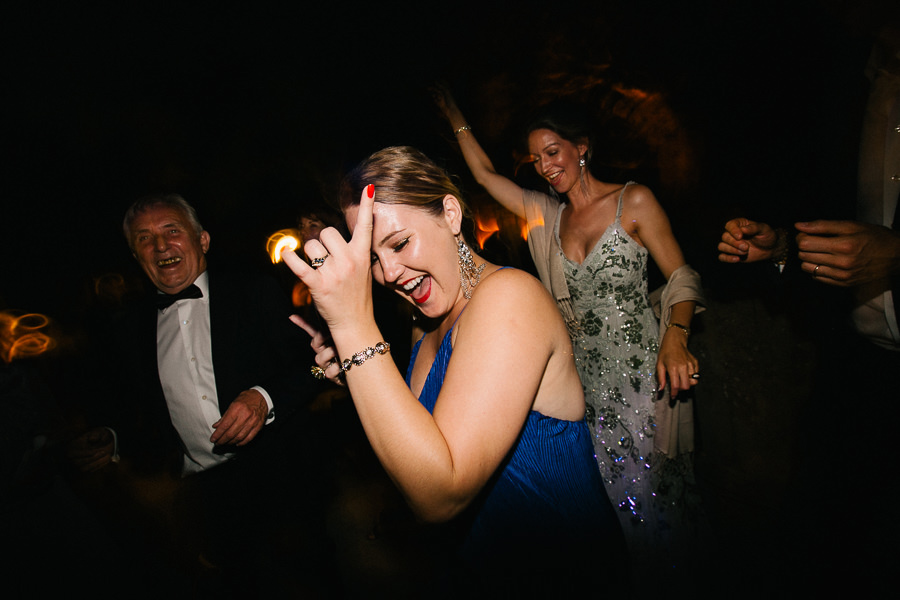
{"left": 402, "top": 275, "right": 431, "bottom": 304}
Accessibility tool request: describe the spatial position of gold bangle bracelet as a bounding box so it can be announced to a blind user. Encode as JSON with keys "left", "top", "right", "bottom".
{"left": 667, "top": 322, "right": 690, "bottom": 337}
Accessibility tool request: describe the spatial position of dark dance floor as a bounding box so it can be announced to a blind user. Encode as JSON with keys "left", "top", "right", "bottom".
{"left": 3, "top": 289, "right": 894, "bottom": 599}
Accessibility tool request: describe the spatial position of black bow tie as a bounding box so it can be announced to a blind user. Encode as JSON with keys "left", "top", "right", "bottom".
{"left": 156, "top": 284, "right": 203, "bottom": 310}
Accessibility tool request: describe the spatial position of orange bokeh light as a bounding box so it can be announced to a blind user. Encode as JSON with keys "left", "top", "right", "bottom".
{"left": 266, "top": 229, "right": 301, "bottom": 264}
{"left": 1, "top": 311, "right": 55, "bottom": 363}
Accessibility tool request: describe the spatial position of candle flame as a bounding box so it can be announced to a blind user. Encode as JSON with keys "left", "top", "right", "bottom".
{"left": 266, "top": 229, "right": 301, "bottom": 263}
{"left": 1, "top": 311, "right": 55, "bottom": 364}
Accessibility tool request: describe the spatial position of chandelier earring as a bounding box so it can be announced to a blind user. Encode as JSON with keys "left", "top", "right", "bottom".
{"left": 457, "top": 237, "right": 486, "bottom": 299}
{"left": 579, "top": 155, "right": 586, "bottom": 167}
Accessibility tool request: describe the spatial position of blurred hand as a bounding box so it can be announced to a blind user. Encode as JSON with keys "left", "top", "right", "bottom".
{"left": 67, "top": 427, "right": 116, "bottom": 472}
{"left": 795, "top": 220, "right": 900, "bottom": 287}
{"left": 430, "top": 81, "right": 458, "bottom": 121}
{"left": 718, "top": 218, "right": 780, "bottom": 263}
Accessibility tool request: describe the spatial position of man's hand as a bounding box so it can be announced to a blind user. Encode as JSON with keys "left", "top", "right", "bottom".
{"left": 795, "top": 220, "right": 900, "bottom": 287}
{"left": 67, "top": 427, "right": 116, "bottom": 472}
{"left": 210, "top": 389, "right": 269, "bottom": 446}
{"left": 718, "top": 218, "right": 781, "bottom": 263}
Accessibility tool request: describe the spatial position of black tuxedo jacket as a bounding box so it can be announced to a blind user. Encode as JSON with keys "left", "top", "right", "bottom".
{"left": 104, "top": 268, "right": 319, "bottom": 474}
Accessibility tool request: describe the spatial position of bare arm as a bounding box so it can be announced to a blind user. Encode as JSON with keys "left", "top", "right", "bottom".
{"left": 432, "top": 84, "right": 527, "bottom": 219}
{"left": 282, "top": 188, "right": 558, "bottom": 522}
{"left": 656, "top": 302, "right": 698, "bottom": 398}
{"left": 627, "top": 186, "right": 700, "bottom": 397}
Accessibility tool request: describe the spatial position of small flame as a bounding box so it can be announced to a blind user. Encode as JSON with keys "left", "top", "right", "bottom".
{"left": 1, "top": 311, "right": 55, "bottom": 364}
{"left": 473, "top": 213, "right": 500, "bottom": 250}
{"left": 266, "top": 229, "right": 301, "bottom": 264}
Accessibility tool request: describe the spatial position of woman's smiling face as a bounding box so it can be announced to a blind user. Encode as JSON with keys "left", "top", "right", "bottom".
{"left": 527, "top": 128, "right": 587, "bottom": 194}
{"left": 345, "top": 196, "right": 464, "bottom": 319}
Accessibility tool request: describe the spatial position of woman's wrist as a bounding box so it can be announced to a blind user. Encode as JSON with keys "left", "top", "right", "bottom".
{"left": 666, "top": 322, "right": 691, "bottom": 338}
{"left": 337, "top": 341, "right": 391, "bottom": 373}
{"left": 329, "top": 322, "right": 386, "bottom": 364}
{"left": 663, "top": 324, "right": 690, "bottom": 348}
{"left": 454, "top": 123, "right": 472, "bottom": 137}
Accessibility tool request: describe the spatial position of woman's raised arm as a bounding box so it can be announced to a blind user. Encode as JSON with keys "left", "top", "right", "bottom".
{"left": 282, "top": 189, "right": 558, "bottom": 522}
{"left": 432, "top": 84, "right": 527, "bottom": 219}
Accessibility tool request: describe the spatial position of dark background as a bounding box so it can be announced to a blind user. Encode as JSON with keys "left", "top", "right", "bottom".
{"left": 3, "top": 0, "right": 884, "bottom": 319}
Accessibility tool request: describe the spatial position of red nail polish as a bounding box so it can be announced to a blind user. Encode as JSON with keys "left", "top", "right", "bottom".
{"left": 366, "top": 184, "right": 374, "bottom": 198}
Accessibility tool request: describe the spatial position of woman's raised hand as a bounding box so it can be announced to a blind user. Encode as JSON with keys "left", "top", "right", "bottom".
{"left": 430, "top": 82, "right": 464, "bottom": 126}
{"left": 281, "top": 184, "right": 376, "bottom": 334}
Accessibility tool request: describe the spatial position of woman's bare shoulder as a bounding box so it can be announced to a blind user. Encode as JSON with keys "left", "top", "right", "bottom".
{"left": 622, "top": 183, "right": 661, "bottom": 207}
{"left": 621, "top": 183, "right": 669, "bottom": 223}
{"left": 480, "top": 266, "right": 547, "bottom": 293}
{"left": 468, "top": 267, "right": 558, "bottom": 317}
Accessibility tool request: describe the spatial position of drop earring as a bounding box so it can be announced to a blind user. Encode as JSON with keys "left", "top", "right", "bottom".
{"left": 457, "top": 237, "right": 485, "bottom": 299}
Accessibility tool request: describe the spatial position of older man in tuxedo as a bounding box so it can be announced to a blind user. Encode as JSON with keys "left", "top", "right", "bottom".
{"left": 69, "top": 193, "right": 331, "bottom": 594}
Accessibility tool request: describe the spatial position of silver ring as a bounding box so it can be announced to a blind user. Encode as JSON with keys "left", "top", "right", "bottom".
{"left": 813, "top": 264, "right": 820, "bottom": 277}
{"left": 691, "top": 373, "right": 701, "bottom": 380}
{"left": 310, "top": 254, "right": 329, "bottom": 269}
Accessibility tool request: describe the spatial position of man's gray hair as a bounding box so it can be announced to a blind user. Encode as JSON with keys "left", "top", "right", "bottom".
{"left": 123, "top": 193, "right": 204, "bottom": 251}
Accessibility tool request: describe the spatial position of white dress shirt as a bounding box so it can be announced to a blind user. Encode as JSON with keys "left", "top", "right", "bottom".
{"left": 156, "top": 271, "right": 274, "bottom": 475}
{"left": 850, "top": 43, "right": 900, "bottom": 351}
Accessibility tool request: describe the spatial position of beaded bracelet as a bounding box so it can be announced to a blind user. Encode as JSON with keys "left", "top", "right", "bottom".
{"left": 339, "top": 341, "right": 391, "bottom": 373}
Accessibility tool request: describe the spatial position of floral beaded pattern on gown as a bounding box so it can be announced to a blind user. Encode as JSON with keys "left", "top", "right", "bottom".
{"left": 556, "top": 182, "right": 700, "bottom": 567}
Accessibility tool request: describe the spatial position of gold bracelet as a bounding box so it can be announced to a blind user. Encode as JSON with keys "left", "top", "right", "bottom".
{"left": 339, "top": 341, "right": 391, "bottom": 372}
{"left": 667, "top": 322, "right": 690, "bottom": 337}
{"left": 454, "top": 125, "right": 471, "bottom": 136}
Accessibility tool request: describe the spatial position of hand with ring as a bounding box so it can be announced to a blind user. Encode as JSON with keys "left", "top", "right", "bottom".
{"left": 281, "top": 184, "right": 377, "bottom": 334}
{"left": 294, "top": 315, "right": 344, "bottom": 386}
{"left": 795, "top": 219, "right": 900, "bottom": 287}
{"left": 310, "top": 254, "right": 329, "bottom": 269}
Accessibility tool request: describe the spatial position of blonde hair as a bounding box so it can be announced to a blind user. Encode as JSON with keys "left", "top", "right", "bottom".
{"left": 339, "top": 146, "right": 476, "bottom": 244}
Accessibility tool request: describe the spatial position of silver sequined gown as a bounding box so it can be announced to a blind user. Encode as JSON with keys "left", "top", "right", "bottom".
{"left": 556, "top": 183, "right": 700, "bottom": 574}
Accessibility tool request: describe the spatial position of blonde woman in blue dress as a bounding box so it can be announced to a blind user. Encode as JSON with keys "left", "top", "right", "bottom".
{"left": 283, "top": 146, "right": 626, "bottom": 595}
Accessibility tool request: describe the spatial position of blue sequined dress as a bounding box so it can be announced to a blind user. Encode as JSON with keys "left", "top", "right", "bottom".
{"left": 405, "top": 315, "right": 625, "bottom": 594}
